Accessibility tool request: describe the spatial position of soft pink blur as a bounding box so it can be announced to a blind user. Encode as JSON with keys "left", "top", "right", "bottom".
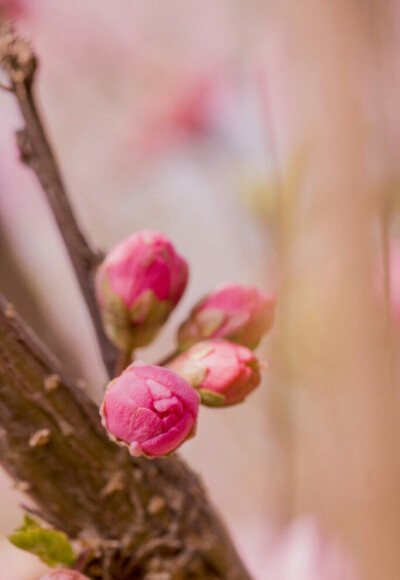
{"left": 265, "top": 516, "right": 357, "bottom": 580}
{"left": 389, "top": 242, "right": 400, "bottom": 325}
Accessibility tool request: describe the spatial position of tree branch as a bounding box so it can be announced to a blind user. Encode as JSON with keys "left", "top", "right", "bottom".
{"left": 0, "top": 21, "right": 253, "bottom": 580}
{"left": 0, "top": 21, "right": 117, "bottom": 377}
{"left": 0, "top": 294, "right": 252, "bottom": 580}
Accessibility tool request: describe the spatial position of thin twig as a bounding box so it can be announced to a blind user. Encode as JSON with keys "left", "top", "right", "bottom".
{"left": 114, "top": 350, "right": 134, "bottom": 377}
{"left": 0, "top": 22, "right": 117, "bottom": 377}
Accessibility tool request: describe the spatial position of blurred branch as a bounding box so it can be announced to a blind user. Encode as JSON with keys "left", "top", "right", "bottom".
{"left": 0, "top": 21, "right": 117, "bottom": 377}
{"left": 0, "top": 293, "right": 252, "bottom": 580}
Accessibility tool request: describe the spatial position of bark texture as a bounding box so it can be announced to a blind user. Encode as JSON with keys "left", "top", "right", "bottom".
{"left": 0, "top": 295, "right": 251, "bottom": 579}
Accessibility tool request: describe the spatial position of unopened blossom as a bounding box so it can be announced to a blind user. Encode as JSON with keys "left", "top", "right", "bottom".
{"left": 178, "top": 283, "right": 276, "bottom": 350}
{"left": 39, "top": 571, "right": 89, "bottom": 580}
{"left": 169, "top": 339, "right": 263, "bottom": 406}
{"left": 96, "top": 230, "right": 188, "bottom": 352}
{"left": 100, "top": 363, "right": 199, "bottom": 458}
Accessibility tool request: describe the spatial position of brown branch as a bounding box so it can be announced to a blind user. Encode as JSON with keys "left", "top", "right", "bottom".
{"left": 0, "top": 294, "right": 252, "bottom": 580}
{"left": 0, "top": 22, "right": 253, "bottom": 580}
{"left": 0, "top": 21, "right": 117, "bottom": 377}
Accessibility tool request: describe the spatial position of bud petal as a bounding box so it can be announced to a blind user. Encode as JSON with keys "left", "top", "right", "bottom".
{"left": 100, "top": 364, "right": 199, "bottom": 458}
{"left": 170, "top": 339, "right": 263, "bottom": 406}
{"left": 178, "top": 283, "right": 276, "bottom": 350}
{"left": 96, "top": 230, "right": 188, "bottom": 352}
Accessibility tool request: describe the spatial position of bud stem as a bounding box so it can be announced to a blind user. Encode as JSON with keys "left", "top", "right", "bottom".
{"left": 114, "top": 350, "right": 134, "bottom": 377}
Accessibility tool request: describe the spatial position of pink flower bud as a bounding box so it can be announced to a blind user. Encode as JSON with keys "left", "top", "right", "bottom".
{"left": 96, "top": 230, "right": 188, "bottom": 351}
{"left": 100, "top": 363, "right": 199, "bottom": 457}
{"left": 0, "top": 0, "right": 25, "bottom": 18}
{"left": 178, "top": 283, "right": 276, "bottom": 350}
{"left": 169, "top": 339, "right": 263, "bottom": 406}
{"left": 39, "top": 571, "right": 89, "bottom": 580}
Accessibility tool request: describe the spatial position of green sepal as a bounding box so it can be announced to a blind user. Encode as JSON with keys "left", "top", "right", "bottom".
{"left": 8, "top": 516, "right": 75, "bottom": 567}
{"left": 195, "top": 309, "right": 225, "bottom": 337}
{"left": 101, "top": 279, "right": 173, "bottom": 351}
{"left": 199, "top": 389, "right": 226, "bottom": 407}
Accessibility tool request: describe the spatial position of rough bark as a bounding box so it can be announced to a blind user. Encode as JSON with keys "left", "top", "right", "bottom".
{"left": 0, "top": 295, "right": 252, "bottom": 579}
{"left": 0, "top": 21, "right": 253, "bottom": 580}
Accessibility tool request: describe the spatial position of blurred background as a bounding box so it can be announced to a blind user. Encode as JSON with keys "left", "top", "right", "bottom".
{"left": 0, "top": 1, "right": 399, "bottom": 579}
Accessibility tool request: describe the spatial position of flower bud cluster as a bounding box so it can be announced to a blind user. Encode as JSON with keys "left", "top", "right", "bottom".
{"left": 96, "top": 230, "right": 276, "bottom": 457}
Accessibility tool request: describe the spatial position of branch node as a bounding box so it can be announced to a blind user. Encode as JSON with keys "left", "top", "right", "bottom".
{"left": 14, "top": 480, "right": 31, "bottom": 492}
{"left": 76, "top": 378, "right": 89, "bottom": 391}
{"left": 59, "top": 420, "right": 75, "bottom": 437}
{"left": 16, "top": 127, "right": 34, "bottom": 165}
{"left": 44, "top": 374, "right": 61, "bottom": 392}
{"left": 144, "top": 573, "right": 172, "bottom": 580}
{"left": 147, "top": 496, "right": 166, "bottom": 515}
{"left": 29, "top": 428, "right": 51, "bottom": 447}
{"left": 0, "top": 21, "right": 37, "bottom": 87}
{"left": 100, "top": 471, "right": 125, "bottom": 498}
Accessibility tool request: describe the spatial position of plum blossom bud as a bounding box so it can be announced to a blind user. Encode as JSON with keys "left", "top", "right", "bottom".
{"left": 178, "top": 283, "right": 276, "bottom": 350}
{"left": 39, "top": 571, "right": 89, "bottom": 580}
{"left": 96, "top": 230, "right": 188, "bottom": 352}
{"left": 0, "top": 0, "right": 25, "bottom": 18}
{"left": 169, "top": 339, "right": 263, "bottom": 406}
{"left": 100, "top": 363, "right": 199, "bottom": 458}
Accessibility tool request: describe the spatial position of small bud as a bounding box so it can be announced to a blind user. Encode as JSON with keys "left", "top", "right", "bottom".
{"left": 39, "top": 571, "right": 89, "bottom": 580}
{"left": 96, "top": 230, "right": 188, "bottom": 352}
{"left": 100, "top": 363, "right": 199, "bottom": 458}
{"left": 178, "top": 283, "right": 276, "bottom": 350}
{"left": 169, "top": 339, "right": 263, "bottom": 406}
